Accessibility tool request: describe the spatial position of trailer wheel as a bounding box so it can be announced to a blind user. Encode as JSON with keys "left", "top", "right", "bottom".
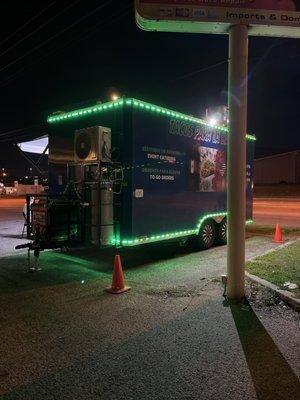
{"left": 196, "top": 219, "right": 216, "bottom": 250}
{"left": 216, "top": 218, "right": 227, "bottom": 245}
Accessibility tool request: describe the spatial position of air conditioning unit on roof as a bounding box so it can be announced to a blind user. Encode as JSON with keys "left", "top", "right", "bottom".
{"left": 74, "top": 126, "right": 111, "bottom": 163}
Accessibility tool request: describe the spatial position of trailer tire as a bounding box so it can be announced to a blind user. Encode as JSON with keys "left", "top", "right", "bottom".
{"left": 196, "top": 219, "right": 216, "bottom": 250}
{"left": 216, "top": 217, "right": 227, "bottom": 245}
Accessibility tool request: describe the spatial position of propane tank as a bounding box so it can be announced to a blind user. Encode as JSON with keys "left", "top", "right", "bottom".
{"left": 100, "top": 183, "right": 114, "bottom": 246}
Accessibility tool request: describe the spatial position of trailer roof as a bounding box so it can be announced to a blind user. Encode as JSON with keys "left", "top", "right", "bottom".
{"left": 47, "top": 98, "right": 256, "bottom": 141}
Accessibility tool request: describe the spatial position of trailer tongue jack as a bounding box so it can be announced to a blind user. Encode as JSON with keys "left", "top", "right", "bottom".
{"left": 15, "top": 226, "right": 42, "bottom": 272}
{"left": 15, "top": 243, "right": 41, "bottom": 272}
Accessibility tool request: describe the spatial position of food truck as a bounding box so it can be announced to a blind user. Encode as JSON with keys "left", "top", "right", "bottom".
{"left": 23, "top": 97, "right": 255, "bottom": 252}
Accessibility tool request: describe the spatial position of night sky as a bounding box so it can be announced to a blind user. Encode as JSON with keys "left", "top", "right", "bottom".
{"left": 0, "top": 0, "right": 299, "bottom": 177}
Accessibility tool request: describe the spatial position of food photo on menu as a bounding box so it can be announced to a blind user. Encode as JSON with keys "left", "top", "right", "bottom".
{"left": 186, "top": 145, "right": 227, "bottom": 192}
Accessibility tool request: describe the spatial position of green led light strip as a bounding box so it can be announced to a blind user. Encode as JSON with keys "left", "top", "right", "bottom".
{"left": 110, "top": 212, "right": 253, "bottom": 247}
{"left": 196, "top": 212, "right": 227, "bottom": 230}
{"left": 114, "top": 228, "right": 198, "bottom": 247}
{"left": 47, "top": 98, "right": 256, "bottom": 141}
{"left": 47, "top": 98, "right": 125, "bottom": 123}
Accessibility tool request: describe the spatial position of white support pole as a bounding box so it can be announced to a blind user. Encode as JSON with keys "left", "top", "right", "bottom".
{"left": 227, "top": 24, "right": 248, "bottom": 300}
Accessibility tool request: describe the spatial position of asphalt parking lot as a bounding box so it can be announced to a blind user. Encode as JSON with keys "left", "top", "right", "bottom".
{"left": 0, "top": 197, "right": 299, "bottom": 399}
{"left": 0, "top": 242, "right": 299, "bottom": 400}
{"left": 253, "top": 197, "right": 300, "bottom": 227}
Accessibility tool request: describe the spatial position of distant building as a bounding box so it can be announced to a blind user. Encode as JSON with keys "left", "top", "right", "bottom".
{"left": 15, "top": 184, "right": 45, "bottom": 196}
{"left": 254, "top": 150, "right": 300, "bottom": 185}
{"left": 0, "top": 184, "right": 44, "bottom": 196}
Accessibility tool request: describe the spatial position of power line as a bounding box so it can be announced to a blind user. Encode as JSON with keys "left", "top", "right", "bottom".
{"left": 0, "top": 0, "right": 82, "bottom": 60}
{"left": 57, "top": 5, "right": 132, "bottom": 53}
{"left": 248, "top": 38, "right": 287, "bottom": 80}
{"left": 0, "top": 5, "right": 131, "bottom": 88}
{"left": 0, "top": 124, "right": 46, "bottom": 143}
{"left": 0, "top": 1, "right": 57, "bottom": 47}
{"left": 0, "top": 0, "right": 113, "bottom": 74}
{"left": 170, "top": 59, "right": 228, "bottom": 83}
{"left": 0, "top": 6, "right": 131, "bottom": 88}
{"left": 169, "top": 38, "right": 290, "bottom": 85}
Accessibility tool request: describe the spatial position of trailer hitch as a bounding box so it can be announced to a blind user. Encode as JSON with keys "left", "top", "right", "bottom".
{"left": 15, "top": 242, "right": 32, "bottom": 250}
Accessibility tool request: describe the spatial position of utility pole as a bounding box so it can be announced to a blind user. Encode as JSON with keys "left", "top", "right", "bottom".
{"left": 136, "top": 0, "right": 300, "bottom": 301}
{"left": 227, "top": 24, "right": 249, "bottom": 300}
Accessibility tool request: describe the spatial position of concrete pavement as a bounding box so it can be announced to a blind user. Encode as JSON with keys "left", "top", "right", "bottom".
{"left": 0, "top": 198, "right": 28, "bottom": 257}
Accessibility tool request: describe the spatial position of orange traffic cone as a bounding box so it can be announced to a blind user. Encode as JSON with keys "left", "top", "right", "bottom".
{"left": 106, "top": 255, "right": 131, "bottom": 294}
{"left": 273, "top": 224, "right": 284, "bottom": 244}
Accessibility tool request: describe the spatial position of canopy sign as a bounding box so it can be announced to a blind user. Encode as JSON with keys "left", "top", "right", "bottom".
{"left": 136, "top": 0, "right": 300, "bottom": 37}
{"left": 18, "top": 136, "right": 48, "bottom": 155}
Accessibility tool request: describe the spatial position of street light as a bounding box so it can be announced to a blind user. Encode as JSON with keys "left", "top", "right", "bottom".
{"left": 111, "top": 93, "right": 120, "bottom": 101}
{"left": 205, "top": 106, "right": 228, "bottom": 127}
{"left": 208, "top": 117, "right": 217, "bottom": 127}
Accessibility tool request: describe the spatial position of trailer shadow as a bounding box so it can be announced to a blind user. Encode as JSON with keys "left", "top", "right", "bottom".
{"left": 0, "top": 241, "right": 206, "bottom": 294}
{"left": 69, "top": 241, "right": 195, "bottom": 269}
{"left": 0, "top": 252, "right": 107, "bottom": 295}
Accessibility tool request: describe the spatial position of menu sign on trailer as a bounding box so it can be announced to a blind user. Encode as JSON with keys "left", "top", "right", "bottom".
{"left": 136, "top": 0, "right": 300, "bottom": 37}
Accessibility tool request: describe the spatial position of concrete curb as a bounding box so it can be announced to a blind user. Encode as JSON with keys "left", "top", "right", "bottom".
{"left": 247, "top": 239, "right": 297, "bottom": 261}
{"left": 245, "top": 272, "right": 300, "bottom": 312}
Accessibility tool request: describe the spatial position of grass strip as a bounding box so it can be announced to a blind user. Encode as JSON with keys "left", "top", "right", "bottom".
{"left": 246, "top": 241, "right": 300, "bottom": 295}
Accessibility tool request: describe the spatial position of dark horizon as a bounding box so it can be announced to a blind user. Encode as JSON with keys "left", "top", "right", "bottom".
{"left": 0, "top": 0, "right": 300, "bottom": 176}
